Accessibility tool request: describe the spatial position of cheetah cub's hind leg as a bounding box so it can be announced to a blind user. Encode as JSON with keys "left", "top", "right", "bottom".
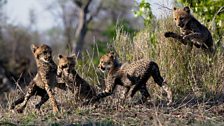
{"left": 16, "top": 82, "right": 37, "bottom": 113}
{"left": 130, "top": 62, "right": 173, "bottom": 106}
{"left": 34, "top": 88, "right": 49, "bottom": 110}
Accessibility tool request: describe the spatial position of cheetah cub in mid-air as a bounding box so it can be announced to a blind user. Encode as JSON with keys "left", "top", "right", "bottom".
{"left": 164, "top": 6, "right": 215, "bottom": 53}
{"left": 10, "top": 44, "right": 59, "bottom": 113}
{"left": 86, "top": 51, "right": 172, "bottom": 105}
{"left": 57, "top": 54, "right": 96, "bottom": 101}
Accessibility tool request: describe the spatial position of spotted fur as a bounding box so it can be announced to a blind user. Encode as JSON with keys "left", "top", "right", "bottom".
{"left": 164, "top": 6, "right": 215, "bottom": 53}
{"left": 57, "top": 54, "right": 96, "bottom": 101}
{"left": 10, "top": 44, "right": 60, "bottom": 113}
{"left": 86, "top": 51, "right": 172, "bottom": 105}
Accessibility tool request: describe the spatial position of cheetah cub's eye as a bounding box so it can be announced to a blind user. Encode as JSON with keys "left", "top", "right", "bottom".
{"left": 174, "top": 18, "right": 177, "bottom": 20}
{"left": 43, "top": 51, "right": 47, "bottom": 54}
{"left": 179, "top": 17, "right": 184, "bottom": 20}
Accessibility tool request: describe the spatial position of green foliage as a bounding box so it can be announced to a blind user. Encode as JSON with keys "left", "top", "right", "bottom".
{"left": 75, "top": 108, "right": 90, "bottom": 115}
{"left": 102, "top": 20, "right": 136, "bottom": 40}
{"left": 20, "top": 113, "right": 38, "bottom": 125}
{"left": 0, "top": 121, "right": 17, "bottom": 126}
{"left": 94, "top": 20, "right": 136, "bottom": 63}
{"left": 133, "top": 0, "right": 154, "bottom": 27}
{"left": 132, "top": 0, "right": 157, "bottom": 57}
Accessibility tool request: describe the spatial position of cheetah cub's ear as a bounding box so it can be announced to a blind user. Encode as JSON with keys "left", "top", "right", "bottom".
{"left": 31, "top": 44, "right": 38, "bottom": 53}
{"left": 108, "top": 51, "right": 115, "bottom": 59}
{"left": 183, "top": 6, "right": 190, "bottom": 13}
{"left": 70, "top": 54, "right": 76, "bottom": 60}
{"left": 173, "top": 7, "right": 177, "bottom": 11}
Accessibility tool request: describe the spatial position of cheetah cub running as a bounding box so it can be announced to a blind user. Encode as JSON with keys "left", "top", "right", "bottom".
{"left": 57, "top": 54, "right": 96, "bottom": 101}
{"left": 86, "top": 51, "right": 172, "bottom": 105}
{"left": 164, "top": 6, "right": 215, "bottom": 53}
{"left": 10, "top": 44, "right": 59, "bottom": 113}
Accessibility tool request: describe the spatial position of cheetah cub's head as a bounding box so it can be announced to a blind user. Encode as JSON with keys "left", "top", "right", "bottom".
{"left": 31, "top": 44, "right": 52, "bottom": 63}
{"left": 57, "top": 54, "right": 76, "bottom": 77}
{"left": 98, "top": 51, "right": 116, "bottom": 73}
{"left": 173, "top": 6, "right": 192, "bottom": 28}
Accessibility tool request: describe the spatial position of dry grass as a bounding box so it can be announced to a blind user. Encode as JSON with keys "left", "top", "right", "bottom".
{"left": 1, "top": 16, "right": 224, "bottom": 125}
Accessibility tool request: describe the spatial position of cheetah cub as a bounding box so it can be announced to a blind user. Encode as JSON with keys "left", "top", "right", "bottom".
{"left": 164, "top": 6, "right": 215, "bottom": 53}
{"left": 57, "top": 54, "right": 96, "bottom": 101}
{"left": 10, "top": 44, "right": 59, "bottom": 113}
{"left": 87, "top": 51, "right": 172, "bottom": 105}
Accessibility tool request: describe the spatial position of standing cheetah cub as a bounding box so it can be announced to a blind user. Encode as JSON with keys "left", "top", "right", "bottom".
{"left": 10, "top": 44, "right": 59, "bottom": 113}
{"left": 164, "top": 6, "right": 215, "bottom": 53}
{"left": 57, "top": 54, "right": 96, "bottom": 101}
{"left": 87, "top": 51, "right": 172, "bottom": 105}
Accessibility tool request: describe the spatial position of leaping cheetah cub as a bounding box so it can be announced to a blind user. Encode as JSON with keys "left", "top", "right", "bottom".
{"left": 164, "top": 6, "right": 215, "bottom": 53}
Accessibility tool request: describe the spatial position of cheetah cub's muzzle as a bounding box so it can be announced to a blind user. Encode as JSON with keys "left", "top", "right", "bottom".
{"left": 98, "top": 53, "right": 115, "bottom": 73}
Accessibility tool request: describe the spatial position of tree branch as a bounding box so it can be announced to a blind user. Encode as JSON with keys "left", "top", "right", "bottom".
{"left": 87, "top": 1, "right": 102, "bottom": 24}
{"left": 83, "top": 0, "right": 92, "bottom": 13}
{"left": 154, "top": 3, "right": 172, "bottom": 11}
